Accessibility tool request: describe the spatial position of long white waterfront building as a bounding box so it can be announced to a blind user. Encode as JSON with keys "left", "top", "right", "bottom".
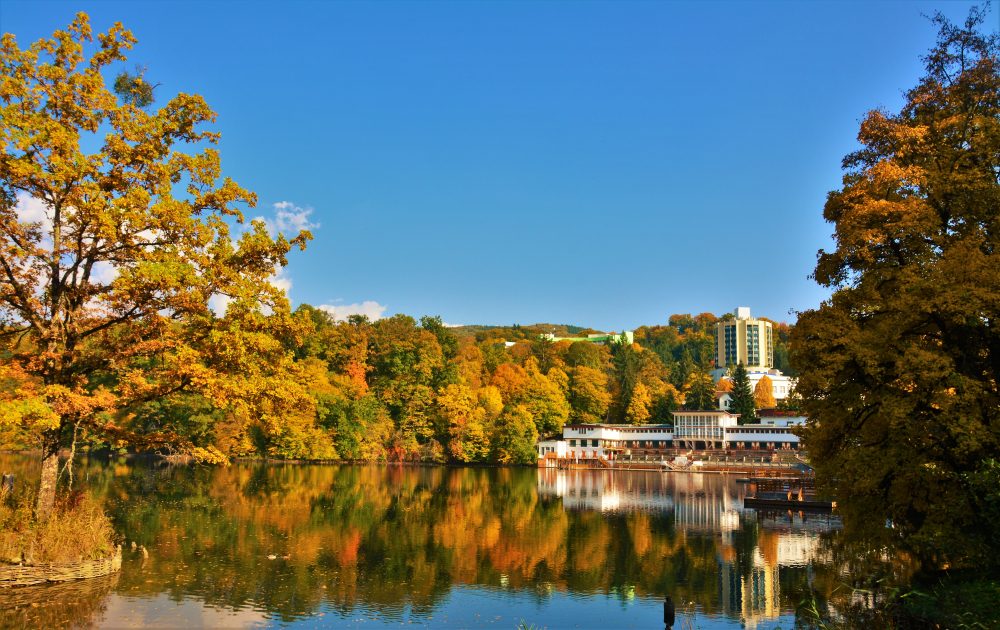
{"left": 537, "top": 411, "right": 805, "bottom": 463}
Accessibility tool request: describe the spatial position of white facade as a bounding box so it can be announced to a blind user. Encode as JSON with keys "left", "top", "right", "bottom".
{"left": 670, "top": 411, "right": 801, "bottom": 451}
{"left": 559, "top": 424, "right": 674, "bottom": 460}
{"left": 537, "top": 413, "right": 803, "bottom": 462}
{"left": 536, "top": 439, "right": 568, "bottom": 464}
{"left": 723, "top": 424, "right": 800, "bottom": 450}
{"left": 712, "top": 367, "right": 796, "bottom": 404}
{"left": 672, "top": 411, "right": 739, "bottom": 449}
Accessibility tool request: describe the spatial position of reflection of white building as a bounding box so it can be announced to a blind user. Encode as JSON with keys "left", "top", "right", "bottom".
{"left": 536, "top": 469, "right": 748, "bottom": 528}
{"left": 755, "top": 535, "right": 823, "bottom": 569}
{"left": 719, "top": 563, "right": 781, "bottom": 630}
{"left": 671, "top": 472, "right": 742, "bottom": 533}
{"left": 536, "top": 468, "right": 836, "bottom": 629}
{"left": 719, "top": 532, "right": 828, "bottom": 630}
{"left": 536, "top": 469, "right": 675, "bottom": 512}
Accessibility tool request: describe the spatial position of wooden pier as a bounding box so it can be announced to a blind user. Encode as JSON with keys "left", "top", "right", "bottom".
{"left": 742, "top": 476, "right": 834, "bottom": 512}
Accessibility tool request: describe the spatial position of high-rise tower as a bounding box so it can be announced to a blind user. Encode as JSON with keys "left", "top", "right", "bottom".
{"left": 715, "top": 307, "right": 773, "bottom": 369}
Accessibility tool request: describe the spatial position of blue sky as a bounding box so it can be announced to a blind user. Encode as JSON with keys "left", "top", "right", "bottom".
{"left": 3, "top": 1, "right": 993, "bottom": 330}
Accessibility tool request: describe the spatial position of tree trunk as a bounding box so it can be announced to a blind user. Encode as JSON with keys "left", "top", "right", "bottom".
{"left": 36, "top": 430, "right": 60, "bottom": 520}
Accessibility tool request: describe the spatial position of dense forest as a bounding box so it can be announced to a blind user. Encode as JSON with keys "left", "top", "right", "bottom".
{"left": 2, "top": 307, "right": 794, "bottom": 465}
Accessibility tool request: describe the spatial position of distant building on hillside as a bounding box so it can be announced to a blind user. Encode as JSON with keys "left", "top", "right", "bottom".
{"left": 712, "top": 307, "right": 794, "bottom": 407}
{"left": 541, "top": 330, "right": 634, "bottom": 345}
{"left": 716, "top": 307, "right": 773, "bottom": 370}
{"left": 712, "top": 368, "right": 796, "bottom": 407}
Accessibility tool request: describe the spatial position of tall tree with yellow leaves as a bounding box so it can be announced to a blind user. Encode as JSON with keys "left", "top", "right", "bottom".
{"left": 1, "top": 15, "right": 311, "bottom": 517}
{"left": 625, "top": 382, "right": 652, "bottom": 425}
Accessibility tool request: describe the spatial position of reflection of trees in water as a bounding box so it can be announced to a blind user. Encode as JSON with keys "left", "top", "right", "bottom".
{"left": 785, "top": 528, "right": 920, "bottom": 627}
{"left": 0, "top": 456, "right": 865, "bottom": 626}
{"left": 0, "top": 570, "right": 118, "bottom": 628}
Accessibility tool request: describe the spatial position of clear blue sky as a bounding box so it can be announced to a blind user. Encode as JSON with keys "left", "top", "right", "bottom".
{"left": 3, "top": 1, "right": 994, "bottom": 329}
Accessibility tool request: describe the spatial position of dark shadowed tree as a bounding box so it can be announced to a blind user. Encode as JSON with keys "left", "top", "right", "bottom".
{"left": 728, "top": 363, "right": 756, "bottom": 424}
{"left": 791, "top": 7, "right": 1000, "bottom": 567}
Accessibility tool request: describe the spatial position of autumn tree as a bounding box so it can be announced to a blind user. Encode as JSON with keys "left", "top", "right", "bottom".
{"left": 564, "top": 340, "right": 608, "bottom": 370}
{"left": 0, "top": 15, "right": 311, "bottom": 517}
{"left": 437, "top": 384, "right": 490, "bottom": 463}
{"left": 491, "top": 404, "right": 538, "bottom": 464}
{"left": 567, "top": 366, "right": 611, "bottom": 424}
{"left": 727, "top": 364, "right": 756, "bottom": 423}
{"left": 367, "top": 315, "right": 447, "bottom": 459}
{"left": 113, "top": 64, "right": 156, "bottom": 108}
{"left": 753, "top": 375, "right": 776, "bottom": 409}
{"left": 776, "top": 385, "right": 801, "bottom": 412}
{"left": 525, "top": 358, "right": 570, "bottom": 433}
{"left": 791, "top": 8, "right": 1000, "bottom": 566}
{"left": 625, "top": 382, "right": 652, "bottom": 425}
{"left": 683, "top": 370, "right": 716, "bottom": 411}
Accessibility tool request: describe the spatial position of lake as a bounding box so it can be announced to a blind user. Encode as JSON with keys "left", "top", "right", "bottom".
{"left": 1, "top": 455, "right": 848, "bottom": 629}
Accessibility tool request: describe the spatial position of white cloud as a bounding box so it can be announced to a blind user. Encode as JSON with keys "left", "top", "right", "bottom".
{"left": 90, "top": 260, "right": 118, "bottom": 285}
{"left": 208, "top": 264, "right": 294, "bottom": 318}
{"left": 15, "top": 191, "right": 50, "bottom": 227}
{"left": 258, "top": 201, "right": 318, "bottom": 237}
{"left": 269, "top": 266, "right": 293, "bottom": 295}
{"left": 318, "top": 300, "right": 387, "bottom": 322}
{"left": 15, "top": 192, "right": 54, "bottom": 252}
{"left": 208, "top": 293, "right": 232, "bottom": 316}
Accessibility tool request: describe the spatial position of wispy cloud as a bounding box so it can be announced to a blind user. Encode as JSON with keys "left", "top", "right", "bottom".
{"left": 245, "top": 200, "right": 317, "bottom": 310}
{"left": 258, "top": 201, "right": 318, "bottom": 237}
{"left": 318, "top": 300, "right": 388, "bottom": 322}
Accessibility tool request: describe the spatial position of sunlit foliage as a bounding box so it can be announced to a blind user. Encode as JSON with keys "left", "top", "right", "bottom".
{"left": 1, "top": 14, "right": 311, "bottom": 515}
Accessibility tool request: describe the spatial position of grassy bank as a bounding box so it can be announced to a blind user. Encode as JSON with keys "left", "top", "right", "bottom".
{"left": 897, "top": 571, "right": 1000, "bottom": 629}
{"left": 0, "top": 485, "right": 117, "bottom": 565}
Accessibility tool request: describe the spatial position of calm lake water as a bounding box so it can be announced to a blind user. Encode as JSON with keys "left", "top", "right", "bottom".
{"left": 0, "top": 456, "right": 848, "bottom": 629}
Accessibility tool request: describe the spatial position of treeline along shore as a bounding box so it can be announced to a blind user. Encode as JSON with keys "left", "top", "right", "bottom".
{"left": 4, "top": 308, "right": 796, "bottom": 467}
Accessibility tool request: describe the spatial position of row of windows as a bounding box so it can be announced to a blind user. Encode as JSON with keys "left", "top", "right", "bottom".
{"left": 568, "top": 427, "right": 672, "bottom": 438}
{"left": 727, "top": 428, "right": 796, "bottom": 435}
{"left": 568, "top": 439, "right": 673, "bottom": 448}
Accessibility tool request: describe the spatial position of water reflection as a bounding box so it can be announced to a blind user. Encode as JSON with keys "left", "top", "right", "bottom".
{"left": 0, "top": 456, "right": 847, "bottom": 628}
{"left": 538, "top": 469, "right": 837, "bottom": 629}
